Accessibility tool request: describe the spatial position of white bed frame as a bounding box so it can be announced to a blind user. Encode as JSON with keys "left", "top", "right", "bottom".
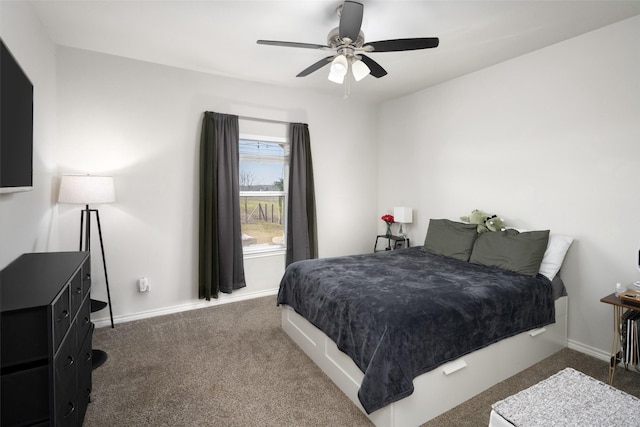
{"left": 281, "top": 295, "right": 568, "bottom": 427}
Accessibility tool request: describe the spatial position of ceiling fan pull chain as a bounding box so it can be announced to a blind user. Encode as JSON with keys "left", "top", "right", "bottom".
{"left": 344, "top": 62, "right": 351, "bottom": 99}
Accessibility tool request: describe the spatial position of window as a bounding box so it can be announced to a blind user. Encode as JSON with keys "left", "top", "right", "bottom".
{"left": 239, "top": 134, "right": 289, "bottom": 254}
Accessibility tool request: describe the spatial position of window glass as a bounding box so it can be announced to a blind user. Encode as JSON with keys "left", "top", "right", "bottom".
{"left": 239, "top": 137, "right": 289, "bottom": 253}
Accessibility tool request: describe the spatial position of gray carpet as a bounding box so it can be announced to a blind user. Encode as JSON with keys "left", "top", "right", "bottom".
{"left": 85, "top": 296, "right": 639, "bottom": 427}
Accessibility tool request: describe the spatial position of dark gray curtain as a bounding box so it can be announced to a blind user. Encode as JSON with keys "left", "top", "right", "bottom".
{"left": 199, "top": 112, "right": 246, "bottom": 300}
{"left": 286, "top": 123, "right": 318, "bottom": 266}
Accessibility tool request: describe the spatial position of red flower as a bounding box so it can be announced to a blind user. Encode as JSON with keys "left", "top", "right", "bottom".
{"left": 381, "top": 214, "right": 395, "bottom": 224}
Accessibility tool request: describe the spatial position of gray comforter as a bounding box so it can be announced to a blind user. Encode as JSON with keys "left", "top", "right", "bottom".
{"left": 277, "top": 247, "right": 556, "bottom": 414}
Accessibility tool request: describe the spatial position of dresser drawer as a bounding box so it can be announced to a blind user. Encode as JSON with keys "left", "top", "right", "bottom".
{"left": 1, "top": 306, "right": 48, "bottom": 367}
{"left": 55, "top": 397, "right": 78, "bottom": 427}
{"left": 52, "top": 286, "right": 71, "bottom": 352}
{"left": 77, "top": 296, "right": 92, "bottom": 346}
{"left": 55, "top": 320, "right": 78, "bottom": 378}
{"left": 78, "top": 329, "right": 93, "bottom": 394}
{"left": 55, "top": 323, "right": 79, "bottom": 427}
{"left": 70, "top": 272, "right": 84, "bottom": 317}
{"left": 77, "top": 327, "right": 94, "bottom": 424}
{"left": 0, "top": 364, "right": 49, "bottom": 426}
{"left": 82, "top": 261, "right": 91, "bottom": 299}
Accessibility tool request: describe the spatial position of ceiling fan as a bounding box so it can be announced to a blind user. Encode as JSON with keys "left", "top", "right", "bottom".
{"left": 256, "top": 0, "right": 439, "bottom": 85}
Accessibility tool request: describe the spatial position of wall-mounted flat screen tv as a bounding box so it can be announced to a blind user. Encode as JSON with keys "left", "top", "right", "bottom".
{"left": 1, "top": 38, "right": 34, "bottom": 193}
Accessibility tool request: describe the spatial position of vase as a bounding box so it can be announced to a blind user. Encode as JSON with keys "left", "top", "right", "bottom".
{"left": 385, "top": 222, "right": 392, "bottom": 237}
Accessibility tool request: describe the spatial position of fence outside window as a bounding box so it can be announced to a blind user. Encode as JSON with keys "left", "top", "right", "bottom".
{"left": 239, "top": 137, "right": 289, "bottom": 253}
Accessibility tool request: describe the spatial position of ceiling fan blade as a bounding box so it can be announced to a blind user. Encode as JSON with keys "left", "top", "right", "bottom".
{"left": 359, "top": 55, "right": 387, "bottom": 78}
{"left": 257, "top": 40, "right": 328, "bottom": 50}
{"left": 296, "top": 56, "right": 333, "bottom": 77}
{"left": 365, "top": 38, "right": 439, "bottom": 52}
{"left": 339, "top": 1, "right": 364, "bottom": 42}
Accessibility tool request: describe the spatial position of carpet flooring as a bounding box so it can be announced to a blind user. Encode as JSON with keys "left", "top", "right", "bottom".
{"left": 84, "top": 296, "right": 639, "bottom": 426}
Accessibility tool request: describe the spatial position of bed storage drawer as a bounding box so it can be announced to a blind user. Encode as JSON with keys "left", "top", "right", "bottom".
{"left": 497, "top": 297, "right": 568, "bottom": 382}
{"left": 282, "top": 307, "right": 325, "bottom": 355}
{"left": 282, "top": 307, "right": 365, "bottom": 406}
{"left": 383, "top": 342, "right": 499, "bottom": 427}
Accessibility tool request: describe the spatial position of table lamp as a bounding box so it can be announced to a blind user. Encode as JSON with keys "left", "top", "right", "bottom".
{"left": 393, "top": 207, "right": 413, "bottom": 237}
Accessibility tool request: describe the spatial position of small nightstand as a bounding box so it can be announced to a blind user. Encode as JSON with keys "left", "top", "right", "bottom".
{"left": 600, "top": 292, "right": 640, "bottom": 384}
{"left": 374, "top": 235, "right": 410, "bottom": 252}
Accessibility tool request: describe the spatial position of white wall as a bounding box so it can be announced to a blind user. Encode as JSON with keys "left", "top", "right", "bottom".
{"left": 0, "top": 1, "right": 60, "bottom": 267}
{"left": 7, "top": 0, "right": 636, "bottom": 357}
{"left": 377, "top": 16, "right": 640, "bottom": 357}
{"left": 55, "top": 47, "right": 378, "bottom": 325}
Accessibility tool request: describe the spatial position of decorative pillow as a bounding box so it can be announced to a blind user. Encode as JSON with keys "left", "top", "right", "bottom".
{"left": 423, "top": 219, "right": 478, "bottom": 261}
{"left": 539, "top": 234, "right": 574, "bottom": 281}
{"left": 470, "top": 229, "right": 550, "bottom": 276}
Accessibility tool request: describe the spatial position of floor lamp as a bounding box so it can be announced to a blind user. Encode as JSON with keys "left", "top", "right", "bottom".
{"left": 58, "top": 178, "right": 116, "bottom": 369}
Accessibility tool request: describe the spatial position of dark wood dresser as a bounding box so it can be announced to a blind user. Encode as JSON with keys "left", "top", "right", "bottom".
{"left": 1, "top": 252, "right": 93, "bottom": 426}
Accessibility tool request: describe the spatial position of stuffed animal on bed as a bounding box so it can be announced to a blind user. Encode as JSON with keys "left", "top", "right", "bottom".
{"left": 484, "top": 215, "right": 506, "bottom": 232}
{"left": 460, "top": 209, "right": 491, "bottom": 234}
{"left": 460, "top": 209, "right": 506, "bottom": 234}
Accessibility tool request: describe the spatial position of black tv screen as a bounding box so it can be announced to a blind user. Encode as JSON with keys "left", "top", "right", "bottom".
{"left": 1, "top": 38, "right": 33, "bottom": 193}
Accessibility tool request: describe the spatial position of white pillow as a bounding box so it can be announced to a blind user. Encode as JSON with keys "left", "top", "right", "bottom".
{"left": 538, "top": 234, "right": 574, "bottom": 281}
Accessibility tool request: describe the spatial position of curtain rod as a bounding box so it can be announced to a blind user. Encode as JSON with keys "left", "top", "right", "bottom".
{"left": 238, "top": 115, "right": 292, "bottom": 125}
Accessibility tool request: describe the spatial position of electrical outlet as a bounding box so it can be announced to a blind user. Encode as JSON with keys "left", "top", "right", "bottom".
{"left": 138, "top": 277, "right": 149, "bottom": 292}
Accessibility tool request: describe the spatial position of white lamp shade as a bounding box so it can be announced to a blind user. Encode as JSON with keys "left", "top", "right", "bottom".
{"left": 328, "top": 71, "right": 345, "bottom": 84}
{"left": 351, "top": 59, "right": 370, "bottom": 81}
{"left": 330, "top": 55, "right": 348, "bottom": 76}
{"left": 393, "top": 207, "right": 413, "bottom": 224}
{"left": 58, "top": 175, "right": 116, "bottom": 204}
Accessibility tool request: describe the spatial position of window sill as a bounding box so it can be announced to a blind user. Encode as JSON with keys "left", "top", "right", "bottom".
{"left": 243, "top": 247, "right": 286, "bottom": 260}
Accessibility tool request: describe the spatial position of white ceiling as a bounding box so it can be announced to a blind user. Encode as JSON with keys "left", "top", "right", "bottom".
{"left": 29, "top": 0, "right": 640, "bottom": 103}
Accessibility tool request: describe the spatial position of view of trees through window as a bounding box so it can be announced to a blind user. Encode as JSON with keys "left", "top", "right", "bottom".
{"left": 239, "top": 138, "right": 288, "bottom": 251}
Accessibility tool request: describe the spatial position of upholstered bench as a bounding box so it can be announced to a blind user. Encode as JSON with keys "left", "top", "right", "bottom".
{"left": 489, "top": 367, "right": 640, "bottom": 426}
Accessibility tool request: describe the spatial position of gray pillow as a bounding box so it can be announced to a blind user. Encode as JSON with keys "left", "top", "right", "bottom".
{"left": 470, "top": 229, "right": 550, "bottom": 276}
{"left": 423, "top": 219, "right": 479, "bottom": 261}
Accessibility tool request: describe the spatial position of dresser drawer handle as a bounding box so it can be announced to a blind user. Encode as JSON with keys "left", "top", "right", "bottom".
{"left": 57, "top": 310, "right": 69, "bottom": 322}
{"left": 84, "top": 316, "right": 90, "bottom": 325}
{"left": 64, "top": 402, "right": 75, "bottom": 418}
{"left": 85, "top": 351, "right": 92, "bottom": 362}
{"left": 75, "top": 287, "right": 82, "bottom": 294}
{"left": 63, "top": 355, "right": 75, "bottom": 368}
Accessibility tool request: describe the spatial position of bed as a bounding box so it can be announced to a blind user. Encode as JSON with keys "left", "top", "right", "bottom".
{"left": 277, "top": 219, "right": 572, "bottom": 427}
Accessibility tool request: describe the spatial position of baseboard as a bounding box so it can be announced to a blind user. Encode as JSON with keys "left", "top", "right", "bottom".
{"left": 568, "top": 338, "right": 610, "bottom": 362}
{"left": 92, "top": 287, "right": 279, "bottom": 328}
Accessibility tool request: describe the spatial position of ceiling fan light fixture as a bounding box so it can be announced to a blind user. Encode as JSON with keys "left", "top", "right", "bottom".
{"left": 329, "top": 54, "right": 348, "bottom": 77}
{"left": 351, "top": 59, "right": 370, "bottom": 81}
{"left": 328, "top": 70, "right": 345, "bottom": 84}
